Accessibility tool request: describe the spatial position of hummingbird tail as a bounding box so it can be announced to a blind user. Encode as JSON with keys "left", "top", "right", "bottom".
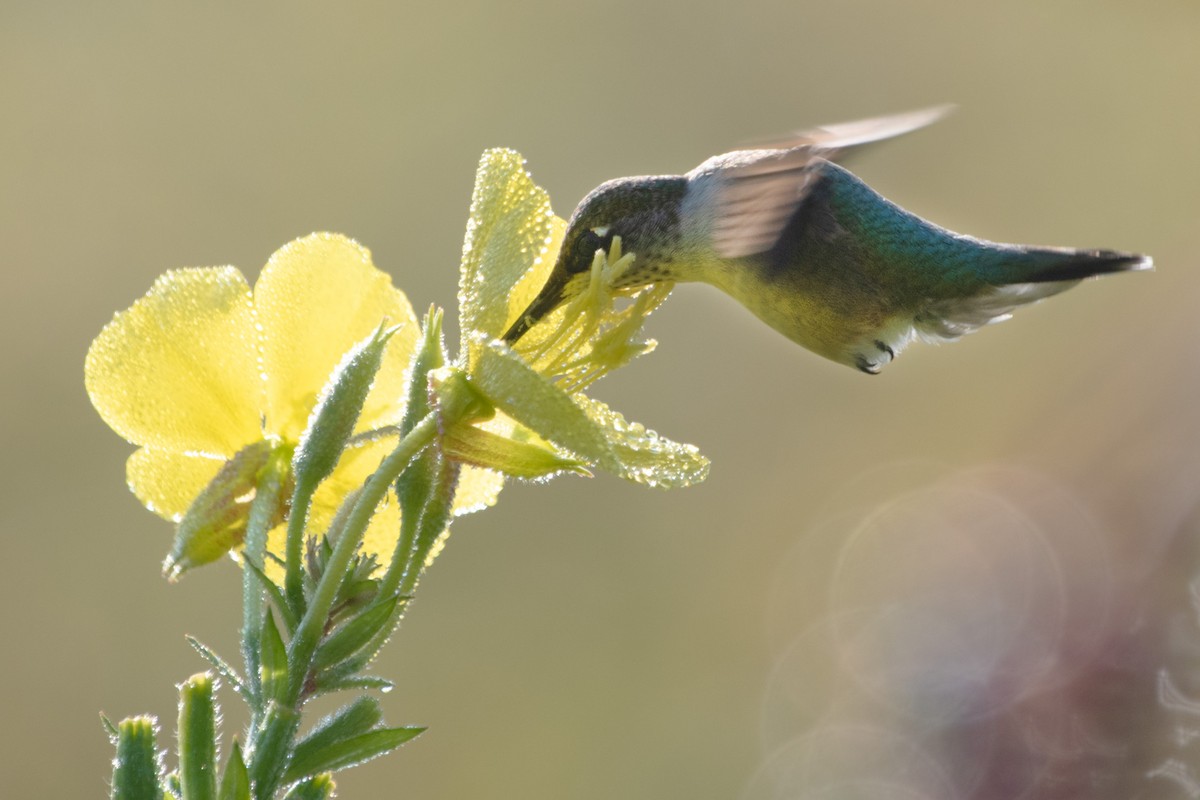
{"left": 1006, "top": 248, "right": 1153, "bottom": 284}
{"left": 914, "top": 247, "right": 1151, "bottom": 343}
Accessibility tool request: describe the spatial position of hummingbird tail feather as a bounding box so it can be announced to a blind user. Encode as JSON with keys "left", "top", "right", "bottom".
{"left": 915, "top": 281, "right": 1079, "bottom": 342}
{"left": 913, "top": 247, "right": 1151, "bottom": 343}
{"left": 1013, "top": 249, "right": 1152, "bottom": 283}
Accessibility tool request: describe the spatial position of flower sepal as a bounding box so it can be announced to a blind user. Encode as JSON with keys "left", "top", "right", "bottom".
{"left": 443, "top": 422, "right": 590, "bottom": 480}
{"left": 163, "top": 441, "right": 291, "bottom": 580}
{"left": 292, "top": 323, "right": 403, "bottom": 498}
{"left": 431, "top": 367, "right": 495, "bottom": 428}
{"left": 467, "top": 337, "right": 708, "bottom": 488}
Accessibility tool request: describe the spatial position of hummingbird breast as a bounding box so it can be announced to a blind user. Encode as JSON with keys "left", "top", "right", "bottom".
{"left": 695, "top": 162, "right": 961, "bottom": 370}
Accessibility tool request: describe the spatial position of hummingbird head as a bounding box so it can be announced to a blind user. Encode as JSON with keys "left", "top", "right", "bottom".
{"left": 558, "top": 175, "right": 690, "bottom": 278}
{"left": 501, "top": 176, "right": 687, "bottom": 344}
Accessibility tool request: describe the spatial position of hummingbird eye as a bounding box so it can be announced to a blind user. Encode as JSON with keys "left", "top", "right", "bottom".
{"left": 567, "top": 226, "right": 615, "bottom": 274}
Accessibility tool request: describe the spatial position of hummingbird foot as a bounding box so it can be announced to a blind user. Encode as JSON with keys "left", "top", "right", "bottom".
{"left": 852, "top": 339, "right": 899, "bottom": 375}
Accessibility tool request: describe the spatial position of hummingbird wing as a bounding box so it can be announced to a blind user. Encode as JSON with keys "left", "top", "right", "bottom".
{"left": 694, "top": 106, "right": 953, "bottom": 259}
{"left": 738, "top": 105, "right": 954, "bottom": 155}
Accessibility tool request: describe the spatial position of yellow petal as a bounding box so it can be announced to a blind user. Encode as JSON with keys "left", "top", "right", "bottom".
{"left": 573, "top": 394, "right": 710, "bottom": 488}
{"left": 458, "top": 149, "right": 562, "bottom": 359}
{"left": 254, "top": 233, "right": 419, "bottom": 440}
{"left": 261, "top": 436, "right": 403, "bottom": 583}
{"left": 127, "top": 447, "right": 227, "bottom": 522}
{"left": 309, "top": 435, "right": 392, "bottom": 522}
{"left": 452, "top": 466, "right": 505, "bottom": 515}
{"left": 312, "top": 436, "right": 403, "bottom": 567}
{"left": 85, "top": 267, "right": 264, "bottom": 456}
{"left": 504, "top": 215, "right": 566, "bottom": 333}
{"left": 270, "top": 488, "right": 401, "bottom": 575}
{"left": 359, "top": 490, "right": 403, "bottom": 571}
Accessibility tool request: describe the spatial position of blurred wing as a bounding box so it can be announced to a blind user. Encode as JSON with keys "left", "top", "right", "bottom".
{"left": 740, "top": 104, "right": 954, "bottom": 157}
{"left": 696, "top": 105, "right": 953, "bottom": 259}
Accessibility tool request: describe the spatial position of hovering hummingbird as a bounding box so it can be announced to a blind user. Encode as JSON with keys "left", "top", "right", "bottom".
{"left": 502, "top": 107, "right": 1150, "bottom": 373}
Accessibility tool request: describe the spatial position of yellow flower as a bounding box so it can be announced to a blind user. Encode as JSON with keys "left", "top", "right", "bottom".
{"left": 450, "top": 149, "right": 709, "bottom": 488}
{"left": 86, "top": 150, "right": 706, "bottom": 584}
{"left": 85, "top": 233, "right": 502, "bottom": 574}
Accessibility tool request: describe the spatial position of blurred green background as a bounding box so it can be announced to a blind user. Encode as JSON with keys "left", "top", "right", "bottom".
{"left": 4, "top": 1, "right": 1199, "bottom": 797}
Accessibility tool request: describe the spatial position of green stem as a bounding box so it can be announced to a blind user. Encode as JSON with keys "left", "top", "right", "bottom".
{"left": 283, "top": 474, "right": 319, "bottom": 620}
{"left": 285, "top": 412, "right": 439, "bottom": 706}
{"left": 397, "top": 464, "right": 458, "bottom": 599}
{"left": 346, "top": 425, "right": 402, "bottom": 447}
{"left": 242, "top": 451, "right": 285, "bottom": 719}
{"left": 376, "top": 503, "right": 418, "bottom": 607}
{"left": 354, "top": 465, "right": 456, "bottom": 669}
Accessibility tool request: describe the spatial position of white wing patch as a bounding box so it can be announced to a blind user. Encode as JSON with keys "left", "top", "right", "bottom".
{"left": 851, "top": 279, "right": 1081, "bottom": 374}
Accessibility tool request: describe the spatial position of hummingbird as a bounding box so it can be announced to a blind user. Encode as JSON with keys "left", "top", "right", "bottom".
{"left": 502, "top": 107, "right": 1151, "bottom": 373}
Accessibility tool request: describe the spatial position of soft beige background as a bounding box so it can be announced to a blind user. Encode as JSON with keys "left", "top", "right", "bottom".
{"left": 4, "top": 1, "right": 1199, "bottom": 797}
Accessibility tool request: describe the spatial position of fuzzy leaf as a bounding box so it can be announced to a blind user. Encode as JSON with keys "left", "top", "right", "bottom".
{"left": 259, "top": 610, "right": 288, "bottom": 703}
{"left": 311, "top": 673, "right": 395, "bottom": 696}
{"left": 185, "top": 637, "right": 246, "bottom": 703}
{"left": 101, "top": 713, "right": 120, "bottom": 742}
{"left": 312, "top": 595, "right": 400, "bottom": 672}
{"left": 282, "top": 727, "right": 425, "bottom": 785}
{"left": 243, "top": 557, "right": 297, "bottom": 632}
{"left": 281, "top": 775, "right": 335, "bottom": 800}
{"left": 217, "top": 742, "right": 250, "bottom": 800}
{"left": 287, "top": 697, "right": 383, "bottom": 784}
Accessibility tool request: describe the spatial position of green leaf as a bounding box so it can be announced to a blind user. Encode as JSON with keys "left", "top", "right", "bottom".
{"left": 281, "top": 775, "right": 335, "bottom": 800}
{"left": 259, "top": 610, "right": 288, "bottom": 704}
{"left": 243, "top": 557, "right": 297, "bottom": 632}
{"left": 111, "top": 715, "right": 164, "bottom": 800}
{"left": 312, "top": 595, "right": 400, "bottom": 672}
{"left": 101, "top": 713, "right": 120, "bottom": 742}
{"left": 185, "top": 637, "right": 247, "bottom": 703}
{"left": 287, "top": 697, "right": 382, "bottom": 782}
{"left": 310, "top": 673, "right": 395, "bottom": 696}
{"left": 458, "top": 149, "right": 560, "bottom": 357}
{"left": 177, "top": 673, "right": 218, "bottom": 800}
{"left": 282, "top": 727, "right": 425, "bottom": 785}
{"left": 217, "top": 742, "right": 250, "bottom": 800}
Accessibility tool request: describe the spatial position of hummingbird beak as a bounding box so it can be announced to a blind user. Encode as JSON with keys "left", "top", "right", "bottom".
{"left": 501, "top": 278, "right": 567, "bottom": 345}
